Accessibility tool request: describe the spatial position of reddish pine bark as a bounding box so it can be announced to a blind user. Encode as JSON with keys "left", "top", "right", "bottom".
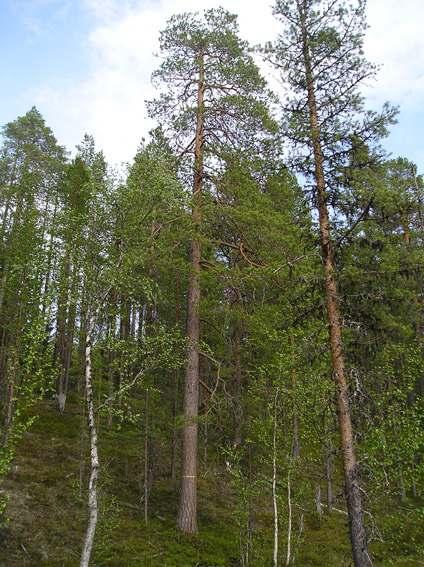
{"left": 298, "top": 2, "right": 371, "bottom": 564}
{"left": 177, "top": 51, "right": 205, "bottom": 534}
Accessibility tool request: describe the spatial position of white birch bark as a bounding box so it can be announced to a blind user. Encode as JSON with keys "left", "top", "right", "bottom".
{"left": 80, "top": 322, "right": 99, "bottom": 567}
{"left": 272, "top": 388, "right": 279, "bottom": 567}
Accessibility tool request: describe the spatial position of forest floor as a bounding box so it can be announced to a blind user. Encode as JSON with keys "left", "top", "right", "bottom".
{"left": 0, "top": 396, "right": 423, "bottom": 566}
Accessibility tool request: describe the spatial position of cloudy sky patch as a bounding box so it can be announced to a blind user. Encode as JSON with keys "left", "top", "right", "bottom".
{"left": 1, "top": 0, "right": 423, "bottom": 168}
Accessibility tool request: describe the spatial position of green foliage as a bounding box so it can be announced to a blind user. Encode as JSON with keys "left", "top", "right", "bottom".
{"left": 148, "top": 8, "right": 276, "bottom": 170}
{"left": 0, "top": 4, "right": 423, "bottom": 564}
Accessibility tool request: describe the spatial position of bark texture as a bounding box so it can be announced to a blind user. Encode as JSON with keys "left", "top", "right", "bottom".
{"left": 233, "top": 325, "right": 243, "bottom": 447}
{"left": 177, "top": 51, "right": 205, "bottom": 534}
{"left": 298, "top": 2, "right": 371, "bottom": 564}
{"left": 272, "top": 389, "right": 279, "bottom": 567}
{"left": 80, "top": 325, "right": 99, "bottom": 567}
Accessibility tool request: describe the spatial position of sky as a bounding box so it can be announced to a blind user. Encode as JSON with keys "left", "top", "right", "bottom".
{"left": 1, "top": 0, "right": 423, "bottom": 170}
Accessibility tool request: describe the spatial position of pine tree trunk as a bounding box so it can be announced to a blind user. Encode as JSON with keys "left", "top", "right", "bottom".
{"left": 299, "top": 3, "right": 371, "bottom": 564}
{"left": 171, "top": 274, "right": 181, "bottom": 485}
{"left": 177, "top": 51, "right": 205, "bottom": 534}
{"left": 233, "top": 325, "right": 243, "bottom": 447}
{"left": 171, "top": 370, "right": 179, "bottom": 485}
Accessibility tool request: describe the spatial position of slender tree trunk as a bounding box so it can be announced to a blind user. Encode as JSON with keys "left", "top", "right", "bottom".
{"left": 171, "top": 369, "right": 179, "bottom": 485}
{"left": 130, "top": 303, "right": 137, "bottom": 338}
{"left": 105, "top": 289, "right": 116, "bottom": 427}
{"left": 286, "top": 471, "right": 292, "bottom": 566}
{"left": 0, "top": 195, "right": 23, "bottom": 385}
{"left": 248, "top": 447, "right": 255, "bottom": 565}
{"left": 116, "top": 297, "right": 131, "bottom": 402}
{"left": 80, "top": 322, "right": 99, "bottom": 567}
{"left": 0, "top": 157, "right": 18, "bottom": 308}
{"left": 63, "top": 266, "right": 78, "bottom": 397}
{"left": 272, "top": 389, "right": 279, "bottom": 567}
{"left": 291, "top": 348, "right": 300, "bottom": 459}
{"left": 315, "top": 484, "right": 323, "bottom": 516}
{"left": 399, "top": 469, "right": 406, "bottom": 503}
{"left": 287, "top": 375, "right": 298, "bottom": 567}
{"left": 79, "top": 387, "right": 87, "bottom": 499}
{"left": 233, "top": 324, "right": 243, "bottom": 447}
{"left": 171, "top": 274, "right": 181, "bottom": 484}
{"left": 119, "top": 299, "right": 131, "bottom": 341}
{"left": 78, "top": 287, "right": 88, "bottom": 392}
{"left": 177, "top": 50, "right": 205, "bottom": 534}
{"left": 412, "top": 478, "right": 418, "bottom": 498}
{"left": 0, "top": 199, "right": 12, "bottom": 248}
{"left": 107, "top": 340, "right": 115, "bottom": 428}
{"left": 326, "top": 443, "right": 334, "bottom": 512}
{"left": 0, "top": 270, "right": 8, "bottom": 317}
{"left": 298, "top": 3, "right": 371, "bottom": 564}
{"left": 41, "top": 195, "right": 58, "bottom": 318}
{"left": 56, "top": 253, "right": 71, "bottom": 412}
{"left": 1, "top": 348, "right": 17, "bottom": 447}
{"left": 144, "top": 388, "right": 149, "bottom": 524}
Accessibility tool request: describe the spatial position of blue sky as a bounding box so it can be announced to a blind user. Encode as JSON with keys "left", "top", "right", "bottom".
{"left": 1, "top": 1, "right": 90, "bottom": 122}
{"left": 1, "top": 0, "right": 423, "bottom": 170}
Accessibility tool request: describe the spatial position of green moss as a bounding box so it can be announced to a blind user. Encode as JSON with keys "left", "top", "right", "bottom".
{"left": 1, "top": 399, "right": 423, "bottom": 566}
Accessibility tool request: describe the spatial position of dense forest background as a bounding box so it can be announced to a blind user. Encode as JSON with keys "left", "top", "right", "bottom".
{"left": 0, "top": 1, "right": 423, "bottom": 565}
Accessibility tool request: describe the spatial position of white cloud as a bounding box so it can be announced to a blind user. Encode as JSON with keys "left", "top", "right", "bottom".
{"left": 364, "top": 0, "right": 424, "bottom": 107}
{"left": 32, "top": 0, "right": 424, "bottom": 164}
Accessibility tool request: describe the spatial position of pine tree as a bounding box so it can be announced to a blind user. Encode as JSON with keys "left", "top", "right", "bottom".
{"left": 268, "top": 1, "right": 397, "bottom": 564}
{"left": 0, "top": 107, "right": 66, "bottom": 440}
{"left": 148, "top": 8, "right": 275, "bottom": 533}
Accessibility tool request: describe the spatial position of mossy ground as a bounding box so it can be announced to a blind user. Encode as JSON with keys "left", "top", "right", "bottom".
{"left": 0, "top": 399, "right": 423, "bottom": 566}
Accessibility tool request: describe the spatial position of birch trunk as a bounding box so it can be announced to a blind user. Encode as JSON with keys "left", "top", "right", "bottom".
{"left": 80, "top": 323, "right": 99, "bottom": 567}
{"left": 144, "top": 388, "right": 149, "bottom": 524}
{"left": 272, "top": 389, "right": 279, "bottom": 567}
